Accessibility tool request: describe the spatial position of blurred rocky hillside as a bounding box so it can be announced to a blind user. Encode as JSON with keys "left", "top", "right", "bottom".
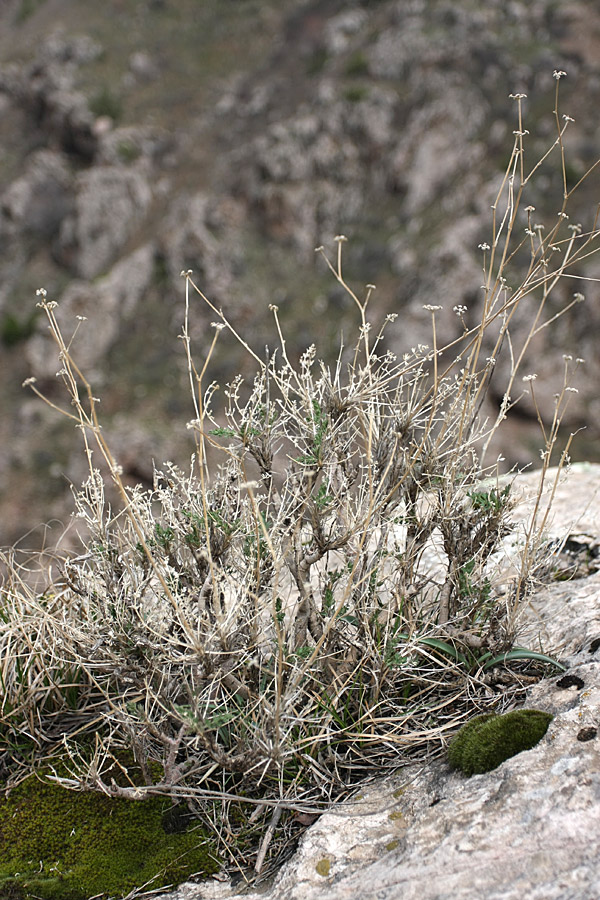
{"left": 0, "top": 0, "right": 599, "bottom": 547}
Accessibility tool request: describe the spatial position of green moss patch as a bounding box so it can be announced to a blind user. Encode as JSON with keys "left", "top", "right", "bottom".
{"left": 0, "top": 761, "right": 219, "bottom": 900}
{"left": 448, "top": 709, "right": 553, "bottom": 776}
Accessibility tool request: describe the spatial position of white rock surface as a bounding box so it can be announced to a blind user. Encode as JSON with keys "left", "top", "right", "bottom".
{"left": 57, "top": 165, "right": 152, "bottom": 279}
{"left": 160, "top": 464, "right": 600, "bottom": 900}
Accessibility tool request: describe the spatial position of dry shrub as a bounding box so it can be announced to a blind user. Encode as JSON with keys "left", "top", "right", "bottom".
{"left": 1, "top": 77, "right": 598, "bottom": 876}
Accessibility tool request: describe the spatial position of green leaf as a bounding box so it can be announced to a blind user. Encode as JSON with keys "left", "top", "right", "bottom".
{"left": 468, "top": 483, "right": 511, "bottom": 512}
{"left": 393, "top": 633, "right": 469, "bottom": 667}
{"left": 314, "top": 692, "right": 348, "bottom": 729}
{"left": 480, "top": 648, "right": 566, "bottom": 672}
{"left": 203, "top": 709, "right": 238, "bottom": 730}
{"left": 208, "top": 427, "right": 237, "bottom": 437}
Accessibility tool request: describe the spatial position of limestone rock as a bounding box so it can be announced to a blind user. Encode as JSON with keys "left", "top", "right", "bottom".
{"left": 0, "top": 149, "right": 72, "bottom": 241}
{"left": 159, "top": 191, "right": 234, "bottom": 304}
{"left": 56, "top": 165, "right": 152, "bottom": 279}
{"left": 0, "top": 149, "right": 73, "bottom": 314}
{"left": 96, "top": 124, "right": 173, "bottom": 167}
{"left": 0, "top": 32, "right": 101, "bottom": 161}
{"left": 128, "top": 50, "right": 159, "bottom": 83}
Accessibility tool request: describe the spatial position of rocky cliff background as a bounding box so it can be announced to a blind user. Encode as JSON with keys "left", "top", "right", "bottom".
{"left": 1, "top": 0, "right": 599, "bottom": 548}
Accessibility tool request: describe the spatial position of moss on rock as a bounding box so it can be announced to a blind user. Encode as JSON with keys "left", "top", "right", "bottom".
{"left": 447, "top": 709, "right": 553, "bottom": 776}
{"left": 0, "top": 757, "right": 220, "bottom": 900}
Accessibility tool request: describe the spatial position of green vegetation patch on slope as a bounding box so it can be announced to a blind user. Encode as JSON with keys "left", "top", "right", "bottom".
{"left": 0, "top": 757, "right": 219, "bottom": 900}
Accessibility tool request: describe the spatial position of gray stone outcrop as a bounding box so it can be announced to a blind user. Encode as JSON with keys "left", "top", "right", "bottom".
{"left": 56, "top": 166, "right": 152, "bottom": 279}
